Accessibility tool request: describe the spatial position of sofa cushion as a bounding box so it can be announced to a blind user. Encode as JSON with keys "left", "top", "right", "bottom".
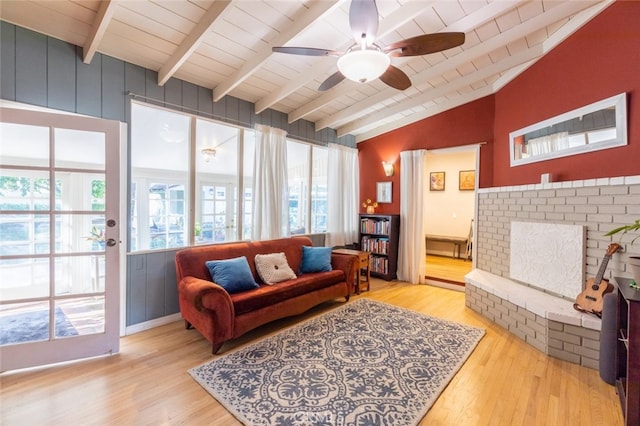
{"left": 205, "top": 256, "right": 259, "bottom": 294}
{"left": 254, "top": 252, "right": 297, "bottom": 284}
{"left": 231, "top": 270, "right": 345, "bottom": 315}
{"left": 176, "top": 237, "right": 311, "bottom": 283}
{"left": 300, "top": 246, "right": 332, "bottom": 273}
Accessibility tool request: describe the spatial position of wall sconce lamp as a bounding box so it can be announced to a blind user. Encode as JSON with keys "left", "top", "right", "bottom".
{"left": 202, "top": 148, "right": 217, "bottom": 162}
{"left": 382, "top": 161, "right": 394, "bottom": 177}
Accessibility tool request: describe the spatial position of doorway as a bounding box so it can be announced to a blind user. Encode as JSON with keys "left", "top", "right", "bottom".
{"left": 424, "top": 146, "right": 478, "bottom": 286}
{"left": 0, "top": 107, "right": 122, "bottom": 371}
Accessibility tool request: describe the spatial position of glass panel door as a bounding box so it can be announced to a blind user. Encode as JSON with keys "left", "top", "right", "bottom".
{"left": 0, "top": 107, "right": 121, "bottom": 371}
{"left": 198, "top": 183, "right": 237, "bottom": 244}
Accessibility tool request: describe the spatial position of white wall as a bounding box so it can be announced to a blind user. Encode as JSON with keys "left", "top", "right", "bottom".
{"left": 424, "top": 149, "right": 476, "bottom": 257}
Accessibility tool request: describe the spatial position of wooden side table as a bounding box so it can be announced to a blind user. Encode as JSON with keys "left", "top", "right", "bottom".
{"left": 332, "top": 248, "right": 370, "bottom": 294}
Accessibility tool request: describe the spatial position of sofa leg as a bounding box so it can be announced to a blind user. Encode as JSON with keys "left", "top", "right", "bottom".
{"left": 345, "top": 294, "right": 350, "bottom": 302}
{"left": 185, "top": 320, "right": 193, "bottom": 330}
{"left": 212, "top": 342, "right": 223, "bottom": 354}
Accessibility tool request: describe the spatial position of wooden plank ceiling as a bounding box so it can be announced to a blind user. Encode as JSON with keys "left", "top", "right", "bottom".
{"left": 0, "top": 0, "right": 613, "bottom": 141}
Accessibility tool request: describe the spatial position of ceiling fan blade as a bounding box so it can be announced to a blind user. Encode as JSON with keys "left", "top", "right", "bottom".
{"left": 318, "top": 71, "right": 346, "bottom": 92}
{"left": 385, "top": 32, "right": 466, "bottom": 57}
{"left": 379, "top": 65, "right": 411, "bottom": 91}
{"left": 272, "top": 47, "right": 341, "bottom": 57}
{"left": 349, "top": 0, "right": 379, "bottom": 46}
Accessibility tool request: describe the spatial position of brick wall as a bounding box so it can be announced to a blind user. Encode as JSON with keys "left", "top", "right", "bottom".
{"left": 548, "top": 320, "right": 601, "bottom": 369}
{"left": 475, "top": 176, "right": 640, "bottom": 284}
{"left": 466, "top": 282, "right": 600, "bottom": 369}
{"left": 469, "top": 175, "right": 640, "bottom": 369}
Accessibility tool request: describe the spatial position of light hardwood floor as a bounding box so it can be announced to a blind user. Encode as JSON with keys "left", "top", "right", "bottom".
{"left": 0, "top": 279, "right": 623, "bottom": 425}
{"left": 425, "top": 255, "right": 472, "bottom": 284}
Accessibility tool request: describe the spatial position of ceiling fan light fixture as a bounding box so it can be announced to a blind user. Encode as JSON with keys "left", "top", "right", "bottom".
{"left": 337, "top": 49, "right": 390, "bottom": 83}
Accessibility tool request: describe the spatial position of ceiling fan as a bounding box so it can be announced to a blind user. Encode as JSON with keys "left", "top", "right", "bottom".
{"left": 272, "top": 0, "right": 465, "bottom": 91}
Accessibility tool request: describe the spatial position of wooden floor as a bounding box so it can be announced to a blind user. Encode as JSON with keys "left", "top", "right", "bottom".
{"left": 426, "top": 254, "right": 472, "bottom": 284}
{"left": 1, "top": 279, "right": 623, "bottom": 426}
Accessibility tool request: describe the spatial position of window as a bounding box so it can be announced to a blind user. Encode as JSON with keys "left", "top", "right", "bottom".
{"left": 0, "top": 170, "right": 53, "bottom": 257}
{"left": 198, "top": 184, "right": 236, "bottom": 243}
{"left": 129, "top": 101, "right": 333, "bottom": 251}
{"left": 148, "top": 183, "right": 186, "bottom": 249}
{"left": 130, "top": 103, "right": 189, "bottom": 251}
{"left": 195, "top": 119, "right": 239, "bottom": 245}
{"left": 311, "top": 146, "right": 327, "bottom": 233}
{"left": 242, "top": 131, "right": 255, "bottom": 241}
{"left": 287, "top": 141, "right": 310, "bottom": 234}
{"left": 130, "top": 102, "right": 250, "bottom": 251}
{"left": 286, "top": 140, "right": 328, "bottom": 235}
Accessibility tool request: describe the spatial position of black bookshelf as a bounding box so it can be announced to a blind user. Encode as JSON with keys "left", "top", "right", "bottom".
{"left": 614, "top": 277, "right": 640, "bottom": 425}
{"left": 359, "top": 214, "right": 400, "bottom": 281}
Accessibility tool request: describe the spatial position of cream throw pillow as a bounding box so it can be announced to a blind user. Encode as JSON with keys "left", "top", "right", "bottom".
{"left": 254, "top": 252, "right": 297, "bottom": 284}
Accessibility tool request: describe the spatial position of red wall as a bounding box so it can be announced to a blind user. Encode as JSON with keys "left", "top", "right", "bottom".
{"left": 358, "top": 1, "right": 640, "bottom": 211}
{"left": 358, "top": 96, "right": 495, "bottom": 214}
{"left": 493, "top": 0, "right": 640, "bottom": 186}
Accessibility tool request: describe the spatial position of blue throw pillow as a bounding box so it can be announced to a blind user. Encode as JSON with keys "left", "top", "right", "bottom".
{"left": 205, "top": 256, "right": 259, "bottom": 294}
{"left": 300, "top": 246, "right": 333, "bottom": 273}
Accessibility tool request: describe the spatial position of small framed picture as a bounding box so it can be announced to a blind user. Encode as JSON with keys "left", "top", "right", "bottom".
{"left": 377, "top": 182, "right": 392, "bottom": 203}
{"left": 459, "top": 170, "right": 475, "bottom": 191}
{"left": 430, "top": 172, "right": 445, "bottom": 191}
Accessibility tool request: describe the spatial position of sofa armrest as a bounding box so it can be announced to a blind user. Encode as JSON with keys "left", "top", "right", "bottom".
{"left": 178, "top": 276, "right": 236, "bottom": 349}
{"left": 179, "top": 276, "right": 235, "bottom": 317}
{"left": 331, "top": 254, "right": 358, "bottom": 295}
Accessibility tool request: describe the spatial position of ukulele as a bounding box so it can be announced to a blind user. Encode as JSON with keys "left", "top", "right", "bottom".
{"left": 574, "top": 243, "right": 621, "bottom": 317}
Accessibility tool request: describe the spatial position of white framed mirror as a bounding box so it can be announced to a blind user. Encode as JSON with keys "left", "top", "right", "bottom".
{"left": 509, "top": 93, "right": 627, "bottom": 167}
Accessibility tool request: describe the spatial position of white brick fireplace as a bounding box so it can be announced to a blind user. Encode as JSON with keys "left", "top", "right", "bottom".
{"left": 465, "top": 175, "right": 640, "bottom": 368}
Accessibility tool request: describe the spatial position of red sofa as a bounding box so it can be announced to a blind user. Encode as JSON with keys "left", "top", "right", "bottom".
{"left": 175, "top": 237, "right": 357, "bottom": 353}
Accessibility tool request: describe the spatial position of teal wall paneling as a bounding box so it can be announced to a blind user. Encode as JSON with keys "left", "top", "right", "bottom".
{"left": 212, "top": 95, "right": 226, "bottom": 122}
{"left": 127, "top": 256, "right": 147, "bottom": 325}
{"left": 197, "top": 86, "right": 214, "bottom": 116}
{"left": 0, "top": 23, "right": 16, "bottom": 100}
{"left": 124, "top": 63, "right": 147, "bottom": 100}
{"left": 124, "top": 62, "right": 146, "bottom": 124}
{"left": 238, "top": 97, "right": 252, "bottom": 128}
{"left": 101, "top": 55, "right": 126, "bottom": 121}
{"left": 15, "top": 26, "right": 47, "bottom": 105}
{"left": 164, "top": 254, "right": 179, "bottom": 314}
{"left": 164, "top": 77, "right": 182, "bottom": 111}
{"left": 1, "top": 20, "right": 356, "bottom": 329}
{"left": 225, "top": 96, "right": 239, "bottom": 125}
{"left": 181, "top": 81, "right": 199, "bottom": 112}
{"left": 144, "top": 69, "right": 164, "bottom": 104}
{"left": 76, "top": 48, "right": 103, "bottom": 117}
{"left": 145, "top": 252, "right": 167, "bottom": 320}
{"left": 47, "top": 37, "right": 76, "bottom": 113}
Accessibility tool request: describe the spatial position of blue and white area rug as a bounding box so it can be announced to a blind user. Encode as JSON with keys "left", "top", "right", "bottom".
{"left": 189, "top": 298, "right": 485, "bottom": 425}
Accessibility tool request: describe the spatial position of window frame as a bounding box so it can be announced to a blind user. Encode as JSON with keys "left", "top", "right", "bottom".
{"left": 128, "top": 100, "right": 331, "bottom": 252}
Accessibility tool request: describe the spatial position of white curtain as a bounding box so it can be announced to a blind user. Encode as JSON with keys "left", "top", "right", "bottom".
{"left": 251, "top": 124, "right": 289, "bottom": 240}
{"left": 397, "top": 149, "right": 427, "bottom": 284}
{"left": 326, "top": 143, "right": 359, "bottom": 247}
{"left": 527, "top": 131, "right": 570, "bottom": 156}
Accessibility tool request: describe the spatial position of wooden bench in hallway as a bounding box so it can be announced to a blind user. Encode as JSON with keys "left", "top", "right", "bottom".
{"left": 425, "top": 234, "right": 469, "bottom": 259}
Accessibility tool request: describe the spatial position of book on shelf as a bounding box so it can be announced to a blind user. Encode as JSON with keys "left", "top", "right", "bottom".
{"left": 358, "top": 213, "right": 399, "bottom": 281}
{"left": 360, "top": 218, "right": 390, "bottom": 235}
{"left": 360, "top": 236, "right": 389, "bottom": 254}
{"left": 370, "top": 256, "right": 388, "bottom": 274}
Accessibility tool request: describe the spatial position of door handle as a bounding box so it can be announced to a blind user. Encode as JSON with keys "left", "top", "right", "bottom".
{"left": 106, "top": 238, "right": 117, "bottom": 247}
